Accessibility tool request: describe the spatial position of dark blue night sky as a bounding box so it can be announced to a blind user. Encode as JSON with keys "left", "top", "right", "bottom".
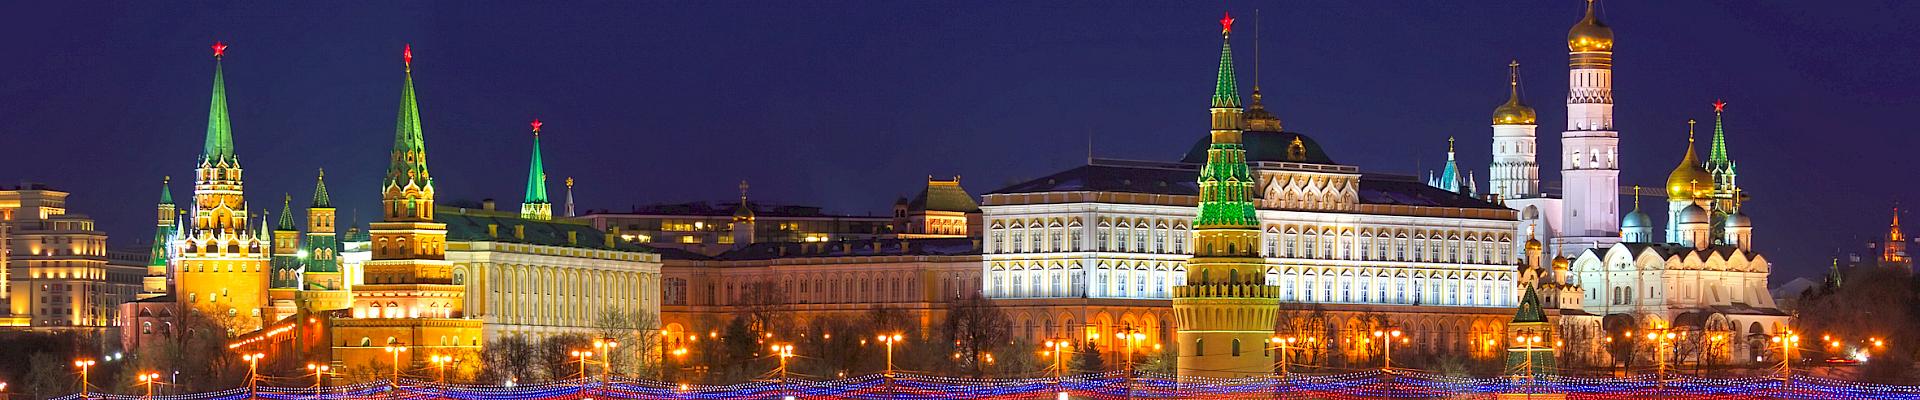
{"left": 3, "top": 1, "right": 1916, "bottom": 283}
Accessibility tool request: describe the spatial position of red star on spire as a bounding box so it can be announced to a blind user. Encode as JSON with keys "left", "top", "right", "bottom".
{"left": 403, "top": 44, "right": 413, "bottom": 68}
{"left": 1220, "top": 12, "right": 1234, "bottom": 35}
{"left": 1713, "top": 99, "right": 1727, "bottom": 113}
{"left": 211, "top": 42, "right": 228, "bottom": 58}
{"left": 530, "top": 119, "right": 543, "bottom": 134}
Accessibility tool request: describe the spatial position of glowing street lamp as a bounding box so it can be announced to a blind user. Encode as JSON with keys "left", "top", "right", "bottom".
{"left": 569, "top": 350, "right": 594, "bottom": 380}
{"left": 72, "top": 359, "right": 96, "bottom": 399}
{"left": 1371, "top": 329, "right": 1403, "bottom": 371}
{"left": 1268, "top": 336, "right": 1299, "bottom": 377}
{"left": 1042, "top": 338, "right": 1072, "bottom": 381}
{"left": 1771, "top": 331, "right": 1802, "bottom": 387}
{"left": 429, "top": 355, "right": 452, "bottom": 384}
{"left": 384, "top": 345, "right": 409, "bottom": 386}
{"left": 593, "top": 338, "right": 618, "bottom": 382}
{"left": 876, "top": 333, "right": 904, "bottom": 397}
{"left": 772, "top": 344, "right": 796, "bottom": 384}
{"left": 136, "top": 372, "right": 161, "bottom": 400}
{"left": 307, "top": 363, "right": 333, "bottom": 389}
{"left": 239, "top": 352, "right": 266, "bottom": 395}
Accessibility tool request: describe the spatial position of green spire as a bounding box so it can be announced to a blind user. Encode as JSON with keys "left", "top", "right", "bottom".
{"left": 202, "top": 49, "right": 235, "bottom": 164}
{"left": 158, "top": 176, "right": 173, "bottom": 204}
{"left": 385, "top": 45, "right": 431, "bottom": 191}
{"left": 1512, "top": 285, "right": 1547, "bottom": 323}
{"left": 277, "top": 194, "right": 294, "bottom": 230}
{"left": 1194, "top": 13, "right": 1257, "bottom": 228}
{"left": 524, "top": 121, "right": 549, "bottom": 204}
{"left": 1210, "top": 20, "right": 1242, "bottom": 108}
{"left": 1708, "top": 100, "right": 1730, "bottom": 168}
{"left": 311, "top": 169, "right": 331, "bottom": 208}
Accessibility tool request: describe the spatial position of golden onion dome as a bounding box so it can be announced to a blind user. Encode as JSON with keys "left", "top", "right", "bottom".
{"left": 1551, "top": 255, "right": 1570, "bottom": 270}
{"left": 1525, "top": 237, "right": 1543, "bottom": 252}
{"left": 1493, "top": 60, "right": 1536, "bottom": 125}
{"left": 1666, "top": 122, "right": 1712, "bottom": 200}
{"left": 1567, "top": 0, "right": 1613, "bottom": 52}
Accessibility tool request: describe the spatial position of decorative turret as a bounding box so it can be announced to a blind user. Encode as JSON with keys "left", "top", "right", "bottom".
{"left": 564, "top": 177, "right": 576, "bottom": 218}
{"left": 1882, "top": 206, "right": 1910, "bottom": 271}
{"left": 140, "top": 177, "right": 176, "bottom": 299}
{"left": 1505, "top": 285, "right": 1557, "bottom": 375}
{"left": 299, "top": 169, "right": 347, "bottom": 311}
{"left": 176, "top": 41, "right": 271, "bottom": 330}
{"left": 522, "top": 119, "right": 552, "bottom": 220}
{"left": 269, "top": 193, "right": 302, "bottom": 320}
{"left": 1175, "top": 13, "right": 1279, "bottom": 379}
{"left": 1428, "top": 137, "right": 1468, "bottom": 195}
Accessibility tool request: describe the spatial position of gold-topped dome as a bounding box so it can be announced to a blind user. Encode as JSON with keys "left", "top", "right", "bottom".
{"left": 1493, "top": 60, "right": 1536, "bottom": 125}
{"left": 1567, "top": 0, "right": 1613, "bottom": 52}
{"left": 1551, "top": 255, "right": 1570, "bottom": 270}
{"left": 1666, "top": 120, "right": 1712, "bottom": 200}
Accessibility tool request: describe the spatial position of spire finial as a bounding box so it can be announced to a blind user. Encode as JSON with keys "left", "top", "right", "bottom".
{"left": 1447, "top": 136, "right": 1455, "bottom": 153}
{"left": 566, "top": 177, "right": 574, "bottom": 188}
{"left": 318, "top": 167, "right": 324, "bottom": 178}
{"left": 403, "top": 44, "right": 413, "bottom": 71}
{"left": 531, "top": 118, "right": 542, "bottom": 136}
{"left": 1508, "top": 59, "right": 1520, "bottom": 87}
{"left": 1687, "top": 119, "right": 1697, "bottom": 142}
{"left": 164, "top": 175, "right": 170, "bottom": 184}
{"left": 1714, "top": 99, "right": 1727, "bottom": 114}
{"left": 1220, "top": 11, "right": 1234, "bottom": 36}
{"left": 212, "top": 42, "right": 228, "bottom": 59}
{"left": 739, "top": 180, "right": 750, "bottom": 202}
{"left": 1253, "top": 9, "right": 1260, "bottom": 89}
{"left": 1632, "top": 185, "right": 1642, "bottom": 210}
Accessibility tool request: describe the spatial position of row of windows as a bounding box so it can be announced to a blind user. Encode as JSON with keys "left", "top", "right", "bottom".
{"left": 986, "top": 265, "right": 1515, "bottom": 307}
{"left": 989, "top": 223, "right": 1512, "bottom": 265}
{"left": 989, "top": 226, "right": 1186, "bottom": 255}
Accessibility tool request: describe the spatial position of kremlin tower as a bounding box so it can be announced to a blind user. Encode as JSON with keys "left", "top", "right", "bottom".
{"left": 173, "top": 42, "right": 273, "bottom": 331}
{"left": 1173, "top": 12, "right": 1280, "bottom": 378}
{"left": 298, "top": 169, "right": 350, "bottom": 311}
{"left": 1489, "top": 60, "right": 1539, "bottom": 200}
{"left": 1557, "top": 0, "right": 1621, "bottom": 254}
{"left": 333, "top": 45, "right": 483, "bottom": 367}
{"left": 140, "top": 178, "right": 176, "bottom": 299}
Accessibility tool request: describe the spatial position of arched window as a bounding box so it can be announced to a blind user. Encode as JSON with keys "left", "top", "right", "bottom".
{"left": 1195, "top": 338, "right": 1205, "bottom": 356}
{"left": 1231, "top": 338, "right": 1242, "bottom": 356}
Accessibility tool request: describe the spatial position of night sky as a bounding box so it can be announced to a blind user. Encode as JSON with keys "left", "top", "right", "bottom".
{"left": 3, "top": 1, "right": 1916, "bottom": 284}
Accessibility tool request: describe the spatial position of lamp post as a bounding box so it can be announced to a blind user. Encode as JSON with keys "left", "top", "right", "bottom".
{"left": 1269, "top": 336, "right": 1298, "bottom": 377}
{"left": 593, "top": 338, "right": 618, "bottom": 383}
{"left": 307, "top": 363, "right": 332, "bottom": 390}
{"left": 1770, "top": 331, "right": 1800, "bottom": 388}
{"left": 1043, "top": 338, "right": 1071, "bottom": 400}
{"left": 1646, "top": 330, "right": 1676, "bottom": 392}
{"left": 137, "top": 372, "right": 160, "bottom": 400}
{"left": 72, "top": 359, "right": 95, "bottom": 399}
{"left": 429, "top": 355, "right": 451, "bottom": 384}
{"left": 1370, "top": 329, "right": 1403, "bottom": 371}
{"left": 383, "top": 345, "right": 408, "bottom": 387}
{"left": 772, "top": 344, "right": 795, "bottom": 385}
{"left": 876, "top": 333, "right": 903, "bottom": 398}
{"left": 1119, "top": 327, "right": 1145, "bottom": 400}
{"left": 1516, "top": 334, "right": 1543, "bottom": 398}
{"left": 240, "top": 352, "right": 266, "bottom": 397}
{"left": 570, "top": 350, "right": 594, "bottom": 380}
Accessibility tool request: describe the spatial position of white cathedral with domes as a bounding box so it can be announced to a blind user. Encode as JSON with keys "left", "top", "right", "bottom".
{"left": 1482, "top": 0, "right": 1790, "bottom": 365}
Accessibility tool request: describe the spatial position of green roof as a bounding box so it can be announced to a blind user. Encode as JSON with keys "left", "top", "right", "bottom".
{"left": 1512, "top": 285, "right": 1547, "bottom": 323}
{"left": 437, "top": 206, "right": 652, "bottom": 252}
{"left": 1709, "top": 107, "right": 1730, "bottom": 169}
{"left": 909, "top": 181, "right": 978, "bottom": 213}
{"left": 311, "top": 169, "right": 332, "bottom": 208}
{"left": 158, "top": 176, "right": 173, "bottom": 204}
{"left": 203, "top": 60, "right": 236, "bottom": 164}
{"left": 277, "top": 194, "right": 295, "bottom": 230}
{"left": 1210, "top": 34, "right": 1241, "bottom": 108}
{"left": 384, "top": 67, "right": 432, "bottom": 191}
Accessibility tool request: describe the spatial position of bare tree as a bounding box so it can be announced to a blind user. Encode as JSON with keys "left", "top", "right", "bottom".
{"left": 942, "top": 293, "right": 1011, "bottom": 378}
{"left": 1797, "top": 267, "right": 1920, "bottom": 384}
{"left": 595, "top": 308, "right": 663, "bottom": 377}
{"left": 478, "top": 335, "right": 540, "bottom": 384}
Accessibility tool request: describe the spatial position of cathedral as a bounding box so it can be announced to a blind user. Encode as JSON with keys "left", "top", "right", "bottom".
{"left": 1478, "top": 0, "right": 1789, "bottom": 367}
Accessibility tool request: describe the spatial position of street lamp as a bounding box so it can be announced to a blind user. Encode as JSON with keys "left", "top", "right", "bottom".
{"left": 1371, "top": 329, "right": 1403, "bottom": 371}
{"left": 384, "top": 345, "right": 409, "bottom": 386}
{"left": 429, "top": 355, "right": 452, "bottom": 384}
{"left": 1269, "top": 336, "right": 1299, "bottom": 377}
{"left": 771, "top": 344, "right": 795, "bottom": 384}
{"left": 240, "top": 352, "right": 266, "bottom": 396}
{"left": 570, "top": 350, "right": 594, "bottom": 380}
{"left": 307, "top": 363, "right": 333, "bottom": 389}
{"left": 593, "top": 338, "right": 618, "bottom": 382}
{"left": 136, "top": 372, "right": 162, "bottom": 400}
{"left": 876, "top": 333, "right": 904, "bottom": 398}
{"left": 1042, "top": 338, "right": 1072, "bottom": 381}
{"left": 1516, "top": 334, "right": 1544, "bottom": 397}
{"left": 1770, "top": 331, "right": 1801, "bottom": 388}
{"left": 72, "top": 359, "right": 96, "bottom": 399}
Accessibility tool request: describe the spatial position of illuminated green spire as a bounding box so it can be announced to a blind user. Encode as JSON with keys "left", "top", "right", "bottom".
{"left": 1195, "top": 13, "right": 1257, "bottom": 228}
{"left": 311, "top": 169, "right": 331, "bottom": 208}
{"left": 158, "top": 175, "right": 173, "bottom": 204}
{"left": 203, "top": 44, "right": 235, "bottom": 164}
{"left": 1512, "top": 285, "right": 1546, "bottom": 323}
{"left": 277, "top": 193, "right": 295, "bottom": 230}
{"left": 1708, "top": 100, "right": 1730, "bottom": 168}
{"left": 385, "top": 45, "right": 431, "bottom": 191}
{"left": 149, "top": 177, "right": 176, "bottom": 269}
{"left": 525, "top": 121, "right": 549, "bottom": 204}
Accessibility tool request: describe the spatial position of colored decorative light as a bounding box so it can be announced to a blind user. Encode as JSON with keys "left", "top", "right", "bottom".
{"left": 530, "top": 118, "right": 543, "bottom": 134}
{"left": 212, "top": 41, "right": 228, "bottom": 58}
{"left": 403, "top": 44, "right": 413, "bottom": 67}
{"left": 1220, "top": 12, "right": 1233, "bottom": 34}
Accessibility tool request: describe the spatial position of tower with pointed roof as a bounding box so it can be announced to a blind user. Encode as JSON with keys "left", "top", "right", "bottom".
{"left": 139, "top": 177, "right": 177, "bottom": 299}
{"left": 269, "top": 194, "right": 302, "bottom": 319}
{"left": 1558, "top": 0, "right": 1622, "bottom": 255}
{"left": 1490, "top": 60, "right": 1540, "bottom": 200}
{"left": 1504, "top": 285, "right": 1556, "bottom": 375}
{"left": 1173, "top": 13, "right": 1279, "bottom": 378}
{"left": 522, "top": 120, "right": 552, "bottom": 220}
{"left": 335, "top": 45, "right": 483, "bottom": 368}
{"left": 1705, "top": 101, "right": 1743, "bottom": 241}
{"left": 1428, "top": 137, "right": 1471, "bottom": 196}
{"left": 298, "top": 169, "right": 350, "bottom": 311}
{"left": 1882, "top": 206, "right": 1910, "bottom": 271}
{"left": 564, "top": 177, "right": 576, "bottom": 218}
{"left": 174, "top": 42, "right": 272, "bottom": 330}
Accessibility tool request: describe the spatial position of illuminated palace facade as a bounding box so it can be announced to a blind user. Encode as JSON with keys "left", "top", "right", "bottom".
{"left": 981, "top": 16, "right": 1525, "bottom": 373}
{"left": 0, "top": 184, "right": 146, "bottom": 330}
{"left": 133, "top": 45, "right": 659, "bottom": 374}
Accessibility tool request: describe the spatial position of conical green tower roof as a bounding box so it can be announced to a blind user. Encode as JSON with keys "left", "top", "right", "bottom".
{"left": 525, "top": 126, "right": 549, "bottom": 204}
{"left": 277, "top": 194, "right": 295, "bottom": 230}
{"left": 1512, "top": 285, "right": 1547, "bottom": 323}
{"left": 311, "top": 169, "right": 332, "bottom": 208}
{"left": 1210, "top": 26, "right": 1242, "bottom": 108}
{"left": 1194, "top": 14, "right": 1258, "bottom": 229}
{"left": 158, "top": 176, "right": 173, "bottom": 204}
{"left": 1709, "top": 101, "right": 1730, "bottom": 168}
{"left": 203, "top": 55, "right": 235, "bottom": 164}
{"left": 385, "top": 46, "right": 432, "bottom": 191}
